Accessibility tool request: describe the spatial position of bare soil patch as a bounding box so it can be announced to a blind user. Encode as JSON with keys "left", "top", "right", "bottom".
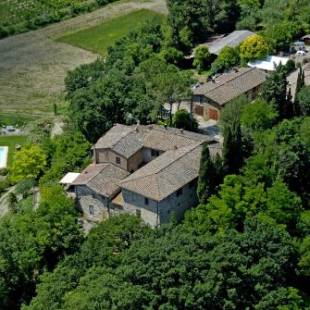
{"left": 0, "top": 0, "right": 167, "bottom": 118}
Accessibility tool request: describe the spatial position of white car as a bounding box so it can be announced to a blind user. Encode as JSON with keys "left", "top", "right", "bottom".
{"left": 296, "top": 50, "right": 307, "bottom": 56}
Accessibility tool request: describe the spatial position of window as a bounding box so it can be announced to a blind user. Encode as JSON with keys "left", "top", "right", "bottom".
{"left": 144, "top": 197, "right": 149, "bottom": 205}
{"left": 189, "top": 179, "right": 196, "bottom": 188}
{"left": 89, "top": 205, "right": 94, "bottom": 215}
{"left": 151, "top": 149, "right": 159, "bottom": 157}
{"left": 136, "top": 209, "right": 141, "bottom": 218}
{"left": 176, "top": 188, "right": 183, "bottom": 197}
{"left": 116, "top": 156, "right": 121, "bottom": 165}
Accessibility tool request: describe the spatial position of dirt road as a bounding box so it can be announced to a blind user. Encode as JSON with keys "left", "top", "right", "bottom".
{"left": 0, "top": 0, "right": 167, "bottom": 118}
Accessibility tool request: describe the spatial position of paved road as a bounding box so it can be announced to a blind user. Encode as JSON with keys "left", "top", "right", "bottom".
{"left": 0, "top": 186, "right": 15, "bottom": 217}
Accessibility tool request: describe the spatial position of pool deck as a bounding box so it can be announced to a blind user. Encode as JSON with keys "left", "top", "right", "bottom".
{"left": 0, "top": 146, "right": 8, "bottom": 169}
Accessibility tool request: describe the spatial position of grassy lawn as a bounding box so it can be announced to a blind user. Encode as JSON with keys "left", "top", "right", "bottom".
{"left": 0, "top": 136, "right": 28, "bottom": 167}
{"left": 0, "top": 113, "right": 35, "bottom": 127}
{"left": 0, "top": 0, "right": 95, "bottom": 30}
{"left": 58, "top": 9, "right": 165, "bottom": 56}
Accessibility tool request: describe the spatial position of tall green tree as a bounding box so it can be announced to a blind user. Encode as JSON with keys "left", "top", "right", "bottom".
{"left": 166, "top": 0, "right": 239, "bottom": 51}
{"left": 260, "top": 64, "right": 293, "bottom": 120}
{"left": 11, "top": 145, "right": 47, "bottom": 182}
{"left": 193, "top": 46, "right": 212, "bottom": 72}
{"left": 297, "top": 86, "right": 310, "bottom": 116}
{"left": 0, "top": 185, "right": 82, "bottom": 310}
{"left": 223, "top": 120, "right": 243, "bottom": 174}
{"left": 197, "top": 143, "right": 220, "bottom": 203}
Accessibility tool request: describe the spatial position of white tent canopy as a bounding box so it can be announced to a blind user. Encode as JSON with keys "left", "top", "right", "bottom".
{"left": 248, "top": 56, "right": 289, "bottom": 71}
{"left": 59, "top": 172, "right": 80, "bottom": 185}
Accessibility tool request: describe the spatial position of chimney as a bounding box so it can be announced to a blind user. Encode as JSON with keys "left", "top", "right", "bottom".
{"left": 135, "top": 119, "right": 140, "bottom": 132}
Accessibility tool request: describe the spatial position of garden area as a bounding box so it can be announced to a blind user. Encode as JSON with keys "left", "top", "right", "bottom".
{"left": 0, "top": 136, "right": 28, "bottom": 167}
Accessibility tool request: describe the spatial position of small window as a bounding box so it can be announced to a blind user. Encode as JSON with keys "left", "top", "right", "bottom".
{"left": 136, "top": 209, "right": 141, "bottom": 218}
{"left": 151, "top": 149, "right": 159, "bottom": 157}
{"left": 189, "top": 179, "right": 196, "bottom": 188}
{"left": 176, "top": 188, "right": 183, "bottom": 197}
{"left": 144, "top": 197, "right": 149, "bottom": 205}
{"left": 89, "top": 205, "right": 94, "bottom": 215}
{"left": 116, "top": 156, "right": 121, "bottom": 165}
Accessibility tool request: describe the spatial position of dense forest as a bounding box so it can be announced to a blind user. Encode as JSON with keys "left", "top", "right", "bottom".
{"left": 0, "top": 0, "right": 309, "bottom": 309}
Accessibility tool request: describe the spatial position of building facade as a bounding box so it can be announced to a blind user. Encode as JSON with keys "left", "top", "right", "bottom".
{"left": 67, "top": 124, "right": 221, "bottom": 227}
{"left": 192, "top": 67, "right": 268, "bottom": 120}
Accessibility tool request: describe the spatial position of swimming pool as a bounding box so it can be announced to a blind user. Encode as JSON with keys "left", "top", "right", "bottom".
{"left": 0, "top": 146, "right": 8, "bottom": 169}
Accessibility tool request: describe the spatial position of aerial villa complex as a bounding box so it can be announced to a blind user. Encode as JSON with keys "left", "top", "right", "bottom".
{"left": 61, "top": 124, "right": 222, "bottom": 227}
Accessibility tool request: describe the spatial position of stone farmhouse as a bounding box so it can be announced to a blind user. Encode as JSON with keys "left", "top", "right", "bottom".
{"left": 66, "top": 124, "right": 221, "bottom": 227}
{"left": 192, "top": 67, "right": 268, "bottom": 120}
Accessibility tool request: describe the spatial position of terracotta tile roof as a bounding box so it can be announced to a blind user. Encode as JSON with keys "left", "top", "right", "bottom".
{"left": 90, "top": 125, "right": 221, "bottom": 201}
{"left": 112, "top": 192, "right": 124, "bottom": 207}
{"left": 73, "top": 163, "right": 129, "bottom": 198}
{"left": 94, "top": 124, "right": 143, "bottom": 159}
{"left": 206, "top": 30, "right": 254, "bottom": 55}
{"left": 193, "top": 68, "right": 268, "bottom": 106}
{"left": 119, "top": 143, "right": 204, "bottom": 201}
{"left": 94, "top": 124, "right": 209, "bottom": 158}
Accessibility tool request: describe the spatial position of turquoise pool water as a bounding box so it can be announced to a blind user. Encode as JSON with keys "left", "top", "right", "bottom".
{"left": 0, "top": 147, "right": 8, "bottom": 168}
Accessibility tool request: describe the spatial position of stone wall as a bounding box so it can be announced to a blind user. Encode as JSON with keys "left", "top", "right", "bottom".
{"left": 158, "top": 179, "right": 198, "bottom": 224}
{"left": 75, "top": 185, "right": 110, "bottom": 222}
{"left": 127, "top": 150, "right": 144, "bottom": 173}
{"left": 121, "top": 179, "right": 198, "bottom": 227}
{"left": 95, "top": 148, "right": 127, "bottom": 170}
{"left": 122, "top": 189, "right": 159, "bottom": 227}
{"left": 142, "top": 147, "right": 163, "bottom": 163}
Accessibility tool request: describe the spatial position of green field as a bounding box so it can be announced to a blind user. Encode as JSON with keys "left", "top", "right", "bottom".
{"left": 0, "top": 136, "right": 28, "bottom": 167}
{"left": 0, "top": 114, "right": 35, "bottom": 127}
{"left": 0, "top": 0, "right": 94, "bottom": 28}
{"left": 58, "top": 9, "right": 164, "bottom": 55}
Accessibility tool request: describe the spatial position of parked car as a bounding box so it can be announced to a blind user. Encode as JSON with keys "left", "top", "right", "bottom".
{"left": 296, "top": 50, "right": 307, "bottom": 56}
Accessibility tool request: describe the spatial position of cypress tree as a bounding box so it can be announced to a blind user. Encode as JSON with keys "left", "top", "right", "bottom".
{"left": 223, "top": 119, "right": 243, "bottom": 175}
{"left": 197, "top": 143, "right": 218, "bottom": 204}
{"left": 260, "top": 64, "right": 288, "bottom": 119}
{"left": 294, "top": 65, "right": 305, "bottom": 115}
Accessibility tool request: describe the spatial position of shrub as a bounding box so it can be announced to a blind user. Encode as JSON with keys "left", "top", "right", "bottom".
{"left": 211, "top": 46, "right": 240, "bottom": 74}
{"left": 263, "top": 21, "right": 301, "bottom": 51}
{"left": 193, "top": 46, "right": 212, "bottom": 73}
{"left": 15, "top": 179, "right": 36, "bottom": 197}
{"left": 0, "top": 169, "right": 8, "bottom": 176}
{"left": 285, "top": 59, "right": 296, "bottom": 75}
{"left": 241, "top": 99, "right": 278, "bottom": 131}
{"left": 297, "top": 86, "right": 310, "bottom": 116}
{"left": 173, "top": 109, "right": 198, "bottom": 132}
{"left": 240, "top": 34, "right": 270, "bottom": 62}
{"left": 160, "top": 47, "right": 184, "bottom": 65}
{"left": 0, "top": 179, "right": 10, "bottom": 195}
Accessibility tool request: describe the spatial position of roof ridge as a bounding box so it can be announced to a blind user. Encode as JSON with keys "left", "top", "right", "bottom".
{"left": 148, "top": 125, "right": 207, "bottom": 142}
{"left": 110, "top": 126, "right": 135, "bottom": 148}
{"left": 153, "top": 143, "right": 201, "bottom": 176}
{"left": 207, "top": 68, "right": 253, "bottom": 93}
{"left": 87, "top": 164, "right": 109, "bottom": 183}
{"left": 120, "top": 143, "right": 202, "bottom": 186}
